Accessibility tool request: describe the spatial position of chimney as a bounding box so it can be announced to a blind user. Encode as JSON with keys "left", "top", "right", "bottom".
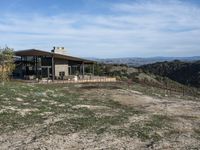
{"left": 52, "top": 47, "right": 66, "bottom": 55}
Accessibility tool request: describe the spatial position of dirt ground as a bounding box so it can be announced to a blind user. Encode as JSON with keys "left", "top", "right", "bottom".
{"left": 0, "top": 82, "right": 200, "bottom": 149}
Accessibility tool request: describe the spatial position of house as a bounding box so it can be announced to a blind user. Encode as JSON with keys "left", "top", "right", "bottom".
{"left": 13, "top": 47, "right": 95, "bottom": 81}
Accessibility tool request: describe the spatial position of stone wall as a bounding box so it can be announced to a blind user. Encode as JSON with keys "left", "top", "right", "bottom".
{"left": 54, "top": 59, "right": 69, "bottom": 77}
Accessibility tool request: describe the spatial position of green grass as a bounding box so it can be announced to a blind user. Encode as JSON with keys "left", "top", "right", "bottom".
{"left": 147, "top": 115, "right": 172, "bottom": 129}
{"left": 1, "top": 81, "right": 200, "bottom": 150}
{"left": 0, "top": 111, "right": 43, "bottom": 133}
{"left": 112, "top": 114, "right": 173, "bottom": 141}
{"left": 194, "top": 128, "right": 200, "bottom": 140}
{"left": 1, "top": 81, "right": 194, "bottom": 144}
{"left": 0, "top": 82, "right": 142, "bottom": 135}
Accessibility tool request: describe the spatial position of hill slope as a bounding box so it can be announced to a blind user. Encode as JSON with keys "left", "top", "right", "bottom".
{"left": 140, "top": 60, "right": 200, "bottom": 87}
{"left": 0, "top": 82, "right": 200, "bottom": 149}
{"left": 92, "top": 56, "right": 200, "bottom": 67}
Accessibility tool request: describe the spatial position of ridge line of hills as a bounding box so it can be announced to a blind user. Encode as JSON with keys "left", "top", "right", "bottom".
{"left": 88, "top": 56, "right": 200, "bottom": 67}
{"left": 91, "top": 57, "right": 200, "bottom": 88}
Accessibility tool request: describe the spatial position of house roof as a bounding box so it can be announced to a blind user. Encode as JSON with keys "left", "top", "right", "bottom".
{"left": 14, "top": 49, "right": 95, "bottom": 64}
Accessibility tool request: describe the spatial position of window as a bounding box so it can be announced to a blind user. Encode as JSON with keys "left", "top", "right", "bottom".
{"left": 59, "top": 72, "right": 65, "bottom": 77}
{"left": 41, "top": 56, "right": 52, "bottom": 66}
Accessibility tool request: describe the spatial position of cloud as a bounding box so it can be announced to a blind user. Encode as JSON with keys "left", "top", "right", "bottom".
{"left": 0, "top": 0, "right": 200, "bottom": 58}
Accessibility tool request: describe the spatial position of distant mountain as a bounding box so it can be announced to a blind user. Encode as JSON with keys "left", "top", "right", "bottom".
{"left": 140, "top": 60, "right": 200, "bottom": 88}
{"left": 90, "top": 56, "right": 200, "bottom": 67}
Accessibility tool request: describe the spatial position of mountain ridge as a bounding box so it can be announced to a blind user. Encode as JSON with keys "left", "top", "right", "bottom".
{"left": 88, "top": 56, "right": 200, "bottom": 67}
{"left": 140, "top": 60, "right": 200, "bottom": 88}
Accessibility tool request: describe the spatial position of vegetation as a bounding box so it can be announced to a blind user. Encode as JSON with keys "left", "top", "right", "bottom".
{"left": 91, "top": 63, "right": 200, "bottom": 98}
{"left": 113, "top": 114, "right": 173, "bottom": 142}
{"left": 0, "top": 82, "right": 141, "bottom": 134}
{"left": 0, "top": 82, "right": 200, "bottom": 149}
{"left": 93, "top": 60, "right": 200, "bottom": 89}
{"left": 140, "top": 60, "right": 200, "bottom": 88}
{"left": 0, "top": 47, "right": 15, "bottom": 84}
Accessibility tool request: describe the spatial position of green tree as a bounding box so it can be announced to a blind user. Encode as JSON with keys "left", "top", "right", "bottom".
{"left": 0, "top": 47, "right": 15, "bottom": 85}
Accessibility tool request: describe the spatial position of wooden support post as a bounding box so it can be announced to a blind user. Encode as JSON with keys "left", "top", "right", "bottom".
{"left": 79, "top": 64, "right": 81, "bottom": 74}
{"left": 47, "top": 67, "right": 50, "bottom": 79}
{"left": 90, "top": 65, "right": 92, "bottom": 74}
{"left": 20, "top": 56, "right": 23, "bottom": 78}
{"left": 25, "top": 56, "right": 27, "bottom": 76}
{"left": 36, "top": 56, "right": 38, "bottom": 79}
{"left": 92, "top": 63, "right": 95, "bottom": 75}
{"left": 82, "top": 62, "right": 85, "bottom": 76}
{"left": 52, "top": 55, "right": 55, "bottom": 82}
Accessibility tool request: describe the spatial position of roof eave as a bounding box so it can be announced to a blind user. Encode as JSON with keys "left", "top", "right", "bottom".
{"left": 14, "top": 49, "right": 95, "bottom": 64}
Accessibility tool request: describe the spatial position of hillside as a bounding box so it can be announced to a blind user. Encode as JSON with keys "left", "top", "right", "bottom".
{"left": 92, "top": 56, "right": 200, "bottom": 67}
{"left": 140, "top": 60, "right": 200, "bottom": 88}
{"left": 0, "top": 82, "right": 200, "bottom": 149}
{"left": 93, "top": 63, "right": 199, "bottom": 97}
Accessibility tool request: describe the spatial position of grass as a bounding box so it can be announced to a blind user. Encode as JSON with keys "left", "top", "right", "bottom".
{"left": 49, "top": 100, "right": 143, "bottom": 135}
{"left": 0, "top": 82, "right": 142, "bottom": 136}
{"left": 147, "top": 115, "right": 172, "bottom": 129}
{"left": 112, "top": 114, "right": 173, "bottom": 141}
{"left": 0, "top": 111, "right": 43, "bottom": 133}
{"left": 194, "top": 128, "right": 200, "bottom": 140}
{"left": 0, "top": 81, "right": 199, "bottom": 147}
{"left": 124, "top": 81, "right": 200, "bottom": 101}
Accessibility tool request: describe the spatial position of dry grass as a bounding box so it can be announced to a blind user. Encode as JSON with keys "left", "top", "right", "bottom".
{"left": 0, "top": 82, "right": 200, "bottom": 149}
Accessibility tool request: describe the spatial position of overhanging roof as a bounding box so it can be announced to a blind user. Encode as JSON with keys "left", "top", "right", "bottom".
{"left": 14, "top": 49, "right": 95, "bottom": 64}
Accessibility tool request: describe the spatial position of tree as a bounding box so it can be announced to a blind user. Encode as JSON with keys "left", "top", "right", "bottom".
{"left": 0, "top": 47, "right": 15, "bottom": 85}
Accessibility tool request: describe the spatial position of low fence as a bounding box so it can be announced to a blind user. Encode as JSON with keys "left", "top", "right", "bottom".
{"left": 38, "top": 77, "right": 117, "bottom": 84}
{"left": 128, "top": 79, "right": 200, "bottom": 97}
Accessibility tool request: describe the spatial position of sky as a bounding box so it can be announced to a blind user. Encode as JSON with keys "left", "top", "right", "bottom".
{"left": 0, "top": 0, "right": 200, "bottom": 58}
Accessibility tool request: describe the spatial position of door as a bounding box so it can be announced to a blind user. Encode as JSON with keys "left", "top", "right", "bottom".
{"left": 41, "top": 67, "right": 51, "bottom": 78}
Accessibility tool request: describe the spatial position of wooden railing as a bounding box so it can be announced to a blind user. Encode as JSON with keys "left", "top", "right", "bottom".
{"left": 38, "top": 77, "right": 117, "bottom": 84}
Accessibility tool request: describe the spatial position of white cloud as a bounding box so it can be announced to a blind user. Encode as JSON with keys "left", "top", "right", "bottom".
{"left": 0, "top": 0, "right": 200, "bottom": 58}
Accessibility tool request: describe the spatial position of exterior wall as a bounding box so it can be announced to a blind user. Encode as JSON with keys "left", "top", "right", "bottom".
{"left": 54, "top": 58, "right": 69, "bottom": 77}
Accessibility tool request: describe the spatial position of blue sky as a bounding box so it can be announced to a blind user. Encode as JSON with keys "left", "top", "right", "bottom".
{"left": 0, "top": 0, "right": 200, "bottom": 58}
